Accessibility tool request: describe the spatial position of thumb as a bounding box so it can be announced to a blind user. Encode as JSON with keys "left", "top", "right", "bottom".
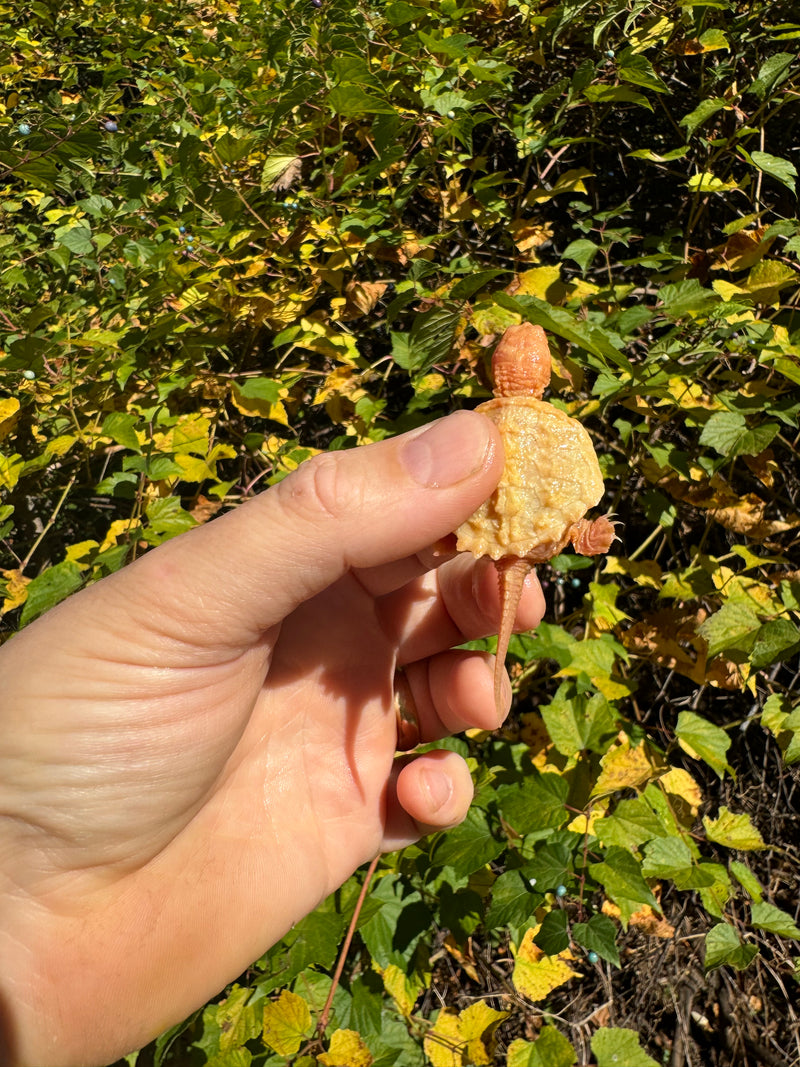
{"left": 105, "top": 410, "right": 502, "bottom": 646}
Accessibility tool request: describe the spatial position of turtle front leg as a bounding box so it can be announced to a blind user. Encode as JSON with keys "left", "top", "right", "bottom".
{"left": 568, "top": 515, "right": 618, "bottom": 555}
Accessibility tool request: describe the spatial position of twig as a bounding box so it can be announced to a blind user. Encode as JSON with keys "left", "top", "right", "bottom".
{"left": 20, "top": 474, "right": 77, "bottom": 571}
{"left": 315, "top": 854, "right": 380, "bottom": 1037}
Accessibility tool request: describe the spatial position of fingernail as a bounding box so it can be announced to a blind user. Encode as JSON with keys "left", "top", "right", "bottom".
{"left": 401, "top": 411, "right": 493, "bottom": 488}
{"left": 420, "top": 766, "right": 453, "bottom": 814}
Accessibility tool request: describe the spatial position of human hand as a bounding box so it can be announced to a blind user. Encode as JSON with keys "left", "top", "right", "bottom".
{"left": 0, "top": 411, "right": 545, "bottom": 1066}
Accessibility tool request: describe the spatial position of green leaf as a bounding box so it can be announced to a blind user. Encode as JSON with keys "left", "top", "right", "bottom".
{"left": 749, "top": 619, "right": 800, "bottom": 670}
{"left": 595, "top": 796, "right": 667, "bottom": 850}
{"left": 729, "top": 861, "right": 763, "bottom": 903}
{"left": 640, "top": 836, "right": 695, "bottom": 879}
{"left": 704, "top": 923, "right": 758, "bottom": 971}
{"left": 583, "top": 84, "right": 653, "bottom": 110}
{"left": 533, "top": 908, "right": 570, "bottom": 955}
{"left": 562, "top": 238, "right": 600, "bottom": 271}
{"left": 589, "top": 847, "right": 658, "bottom": 927}
{"left": 54, "top": 221, "right": 94, "bottom": 255}
{"left": 327, "top": 85, "right": 395, "bottom": 116}
{"left": 749, "top": 150, "right": 798, "bottom": 195}
{"left": 144, "top": 497, "right": 198, "bottom": 541}
{"left": 524, "top": 842, "right": 573, "bottom": 894}
{"left": 207, "top": 986, "right": 260, "bottom": 1053}
{"left": 429, "top": 807, "right": 504, "bottom": 878}
{"left": 493, "top": 293, "right": 631, "bottom": 370}
{"left": 697, "top": 600, "right": 761, "bottom": 659}
{"left": 497, "top": 769, "right": 569, "bottom": 837}
{"left": 703, "top": 807, "right": 767, "bottom": 851}
{"left": 508, "top": 1027, "right": 577, "bottom": 1067}
{"left": 617, "top": 51, "right": 669, "bottom": 93}
{"left": 258, "top": 895, "right": 349, "bottom": 995}
{"left": 237, "top": 377, "right": 282, "bottom": 403}
{"left": 679, "top": 97, "right": 727, "bottom": 138}
{"left": 572, "top": 913, "right": 620, "bottom": 967}
{"left": 699, "top": 410, "right": 780, "bottom": 457}
{"left": 20, "top": 560, "right": 83, "bottom": 627}
{"left": 540, "top": 686, "right": 617, "bottom": 758}
{"left": 697, "top": 864, "right": 733, "bottom": 919}
{"left": 485, "top": 870, "right": 542, "bottom": 930}
{"left": 102, "top": 411, "right": 141, "bottom": 452}
{"left": 675, "top": 711, "right": 733, "bottom": 779}
{"left": 659, "top": 278, "right": 720, "bottom": 316}
{"left": 750, "top": 902, "right": 800, "bottom": 940}
{"left": 748, "top": 52, "right": 795, "bottom": 100}
{"left": 358, "top": 876, "right": 431, "bottom": 970}
{"left": 591, "top": 1027, "right": 659, "bottom": 1067}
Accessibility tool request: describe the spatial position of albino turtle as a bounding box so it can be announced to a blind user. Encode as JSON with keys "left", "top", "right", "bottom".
{"left": 455, "top": 322, "right": 616, "bottom": 714}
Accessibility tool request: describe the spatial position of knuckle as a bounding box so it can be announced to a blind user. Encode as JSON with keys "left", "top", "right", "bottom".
{"left": 284, "top": 451, "right": 362, "bottom": 523}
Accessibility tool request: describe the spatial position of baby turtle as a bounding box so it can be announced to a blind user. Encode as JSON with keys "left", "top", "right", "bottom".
{"left": 455, "top": 322, "right": 616, "bottom": 714}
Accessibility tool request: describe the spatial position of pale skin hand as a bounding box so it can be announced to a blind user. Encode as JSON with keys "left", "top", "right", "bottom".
{"left": 0, "top": 411, "right": 545, "bottom": 1067}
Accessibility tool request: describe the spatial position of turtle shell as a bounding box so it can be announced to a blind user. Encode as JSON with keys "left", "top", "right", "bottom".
{"left": 455, "top": 396, "right": 604, "bottom": 562}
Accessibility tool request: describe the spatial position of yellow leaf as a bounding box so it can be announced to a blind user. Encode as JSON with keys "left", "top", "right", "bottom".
{"left": 424, "top": 1009, "right": 466, "bottom": 1067}
{"left": 230, "top": 382, "right": 290, "bottom": 425}
{"left": 741, "top": 260, "right": 796, "bottom": 306}
{"left": 591, "top": 733, "right": 665, "bottom": 798}
{"left": 602, "top": 556, "right": 662, "bottom": 590}
{"left": 318, "top": 1028, "right": 373, "bottom": 1067}
{"left": 604, "top": 900, "right": 675, "bottom": 938}
{"left": 687, "top": 171, "right": 739, "bottom": 193}
{"left": 443, "top": 934, "right": 480, "bottom": 983}
{"left": 628, "top": 16, "right": 674, "bottom": 51}
{"left": 1, "top": 568, "right": 30, "bottom": 613}
{"left": 0, "top": 397, "right": 20, "bottom": 441}
{"left": 711, "top": 278, "right": 746, "bottom": 302}
{"left": 173, "top": 453, "right": 218, "bottom": 483}
{"left": 458, "top": 1002, "right": 509, "bottom": 1066}
{"left": 568, "top": 806, "right": 606, "bottom": 835}
{"left": 313, "top": 367, "right": 367, "bottom": 407}
{"left": 379, "top": 964, "right": 424, "bottom": 1018}
{"left": 703, "top": 806, "right": 767, "bottom": 851}
{"left": 296, "top": 317, "right": 361, "bottom": 366}
{"left": 512, "top": 927, "right": 580, "bottom": 1002}
{"left": 525, "top": 168, "right": 594, "bottom": 204}
{"left": 659, "top": 767, "right": 702, "bottom": 818}
{"left": 338, "top": 280, "right": 388, "bottom": 320}
{"left": 64, "top": 540, "right": 100, "bottom": 570}
{"left": 44, "top": 434, "right": 77, "bottom": 460}
{"left": 0, "top": 453, "right": 24, "bottom": 491}
{"left": 261, "top": 990, "right": 312, "bottom": 1057}
{"left": 508, "top": 220, "right": 556, "bottom": 257}
{"left": 508, "top": 265, "right": 563, "bottom": 301}
{"left": 99, "top": 518, "right": 142, "bottom": 553}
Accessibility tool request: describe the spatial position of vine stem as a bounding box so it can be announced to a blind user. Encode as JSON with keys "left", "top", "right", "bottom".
{"left": 20, "top": 474, "right": 77, "bottom": 571}
{"left": 315, "top": 853, "right": 380, "bottom": 1038}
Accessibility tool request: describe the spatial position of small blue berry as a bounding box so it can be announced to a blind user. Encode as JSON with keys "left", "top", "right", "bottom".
{"left": 104, "top": 120, "right": 118, "bottom": 132}
{"left": 185, "top": 244, "right": 194, "bottom": 252}
{"left": 555, "top": 884, "right": 567, "bottom": 898}
{"left": 22, "top": 369, "right": 36, "bottom": 380}
{"left": 18, "top": 122, "right": 31, "bottom": 136}
{"left": 179, "top": 226, "right": 186, "bottom": 234}
{"left": 587, "top": 950, "right": 599, "bottom": 964}
{"left": 570, "top": 577, "right": 581, "bottom": 588}
{"left": 186, "top": 235, "right": 194, "bottom": 242}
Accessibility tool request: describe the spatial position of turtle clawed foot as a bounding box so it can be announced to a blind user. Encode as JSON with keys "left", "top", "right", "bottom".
{"left": 568, "top": 514, "right": 619, "bottom": 555}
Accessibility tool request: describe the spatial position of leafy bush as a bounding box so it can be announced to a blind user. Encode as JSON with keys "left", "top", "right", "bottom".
{"left": 1, "top": 0, "right": 799, "bottom": 1063}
